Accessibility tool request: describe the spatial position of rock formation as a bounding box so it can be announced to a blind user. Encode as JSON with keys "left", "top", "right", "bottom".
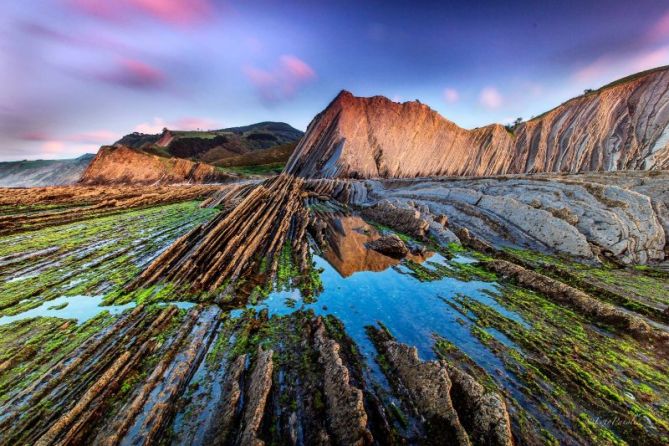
{"left": 287, "top": 66, "right": 669, "bottom": 179}
{"left": 307, "top": 171, "right": 669, "bottom": 264}
{"left": 80, "top": 145, "right": 231, "bottom": 185}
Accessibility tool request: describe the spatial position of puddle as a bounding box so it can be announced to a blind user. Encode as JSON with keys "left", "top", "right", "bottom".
{"left": 0, "top": 295, "right": 195, "bottom": 326}
{"left": 0, "top": 295, "right": 135, "bottom": 326}
{"left": 317, "top": 215, "right": 433, "bottom": 277}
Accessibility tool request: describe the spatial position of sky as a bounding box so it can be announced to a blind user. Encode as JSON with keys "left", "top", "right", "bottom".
{"left": 1, "top": 0, "right": 669, "bottom": 161}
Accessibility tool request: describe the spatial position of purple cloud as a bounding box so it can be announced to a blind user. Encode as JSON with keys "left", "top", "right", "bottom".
{"left": 92, "top": 58, "right": 166, "bottom": 90}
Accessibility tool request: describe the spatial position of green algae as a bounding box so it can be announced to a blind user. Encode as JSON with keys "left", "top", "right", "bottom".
{"left": 0, "top": 201, "right": 217, "bottom": 314}
{"left": 503, "top": 247, "right": 669, "bottom": 315}
{"left": 403, "top": 258, "right": 497, "bottom": 283}
{"left": 447, "top": 281, "right": 669, "bottom": 445}
{"left": 0, "top": 311, "right": 118, "bottom": 404}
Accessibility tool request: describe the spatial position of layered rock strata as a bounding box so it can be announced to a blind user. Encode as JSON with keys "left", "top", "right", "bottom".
{"left": 80, "top": 145, "right": 231, "bottom": 185}
{"left": 287, "top": 67, "right": 669, "bottom": 179}
{"left": 305, "top": 171, "right": 669, "bottom": 265}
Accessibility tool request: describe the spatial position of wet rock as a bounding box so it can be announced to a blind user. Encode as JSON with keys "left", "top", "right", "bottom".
{"left": 455, "top": 227, "right": 496, "bottom": 255}
{"left": 313, "top": 319, "right": 372, "bottom": 445}
{"left": 435, "top": 214, "right": 449, "bottom": 227}
{"left": 346, "top": 173, "right": 668, "bottom": 264}
{"left": 238, "top": 347, "right": 274, "bottom": 446}
{"left": 203, "top": 354, "right": 246, "bottom": 445}
{"left": 373, "top": 334, "right": 471, "bottom": 445}
{"left": 447, "top": 367, "right": 513, "bottom": 446}
{"left": 134, "top": 174, "right": 311, "bottom": 295}
{"left": 0, "top": 184, "right": 219, "bottom": 236}
{"left": 370, "top": 329, "right": 513, "bottom": 446}
{"left": 366, "top": 234, "right": 409, "bottom": 259}
{"left": 486, "top": 259, "right": 669, "bottom": 348}
{"left": 360, "top": 199, "right": 430, "bottom": 239}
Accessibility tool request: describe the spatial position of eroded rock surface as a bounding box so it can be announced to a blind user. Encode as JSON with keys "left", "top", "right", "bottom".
{"left": 287, "top": 67, "right": 669, "bottom": 179}
{"left": 308, "top": 172, "right": 668, "bottom": 265}
{"left": 238, "top": 347, "right": 274, "bottom": 446}
{"left": 313, "top": 318, "right": 372, "bottom": 445}
{"left": 369, "top": 327, "right": 513, "bottom": 446}
{"left": 80, "top": 145, "right": 232, "bottom": 185}
{"left": 365, "top": 234, "right": 409, "bottom": 259}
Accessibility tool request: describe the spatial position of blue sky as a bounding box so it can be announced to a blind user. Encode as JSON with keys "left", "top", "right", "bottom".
{"left": 1, "top": 0, "right": 669, "bottom": 160}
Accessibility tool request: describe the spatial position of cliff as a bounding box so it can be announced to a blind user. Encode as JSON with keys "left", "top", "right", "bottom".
{"left": 286, "top": 66, "right": 669, "bottom": 178}
{"left": 79, "top": 145, "right": 231, "bottom": 185}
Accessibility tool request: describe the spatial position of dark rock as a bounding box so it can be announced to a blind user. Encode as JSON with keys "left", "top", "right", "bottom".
{"left": 360, "top": 200, "right": 430, "bottom": 239}
{"left": 366, "top": 234, "right": 409, "bottom": 259}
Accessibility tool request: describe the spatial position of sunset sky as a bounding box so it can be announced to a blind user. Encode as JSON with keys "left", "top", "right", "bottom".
{"left": 2, "top": 0, "right": 669, "bottom": 160}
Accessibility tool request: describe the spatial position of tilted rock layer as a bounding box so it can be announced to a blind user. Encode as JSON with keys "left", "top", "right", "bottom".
{"left": 287, "top": 66, "right": 669, "bottom": 178}
{"left": 80, "top": 145, "right": 230, "bottom": 185}
{"left": 304, "top": 171, "right": 669, "bottom": 264}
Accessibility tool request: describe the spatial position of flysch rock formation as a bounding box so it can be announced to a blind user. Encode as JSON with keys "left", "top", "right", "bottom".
{"left": 303, "top": 170, "right": 669, "bottom": 265}
{"left": 286, "top": 66, "right": 669, "bottom": 179}
{"left": 80, "top": 145, "right": 232, "bottom": 185}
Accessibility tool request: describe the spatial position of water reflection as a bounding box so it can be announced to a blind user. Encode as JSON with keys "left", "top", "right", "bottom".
{"left": 318, "top": 214, "right": 432, "bottom": 277}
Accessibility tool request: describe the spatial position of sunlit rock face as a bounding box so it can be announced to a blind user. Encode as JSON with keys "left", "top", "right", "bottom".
{"left": 80, "top": 145, "right": 230, "bottom": 185}
{"left": 286, "top": 67, "right": 669, "bottom": 179}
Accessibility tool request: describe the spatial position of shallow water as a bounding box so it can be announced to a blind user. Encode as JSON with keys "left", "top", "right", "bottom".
{"left": 0, "top": 295, "right": 135, "bottom": 326}
{"left": 0, "top": 294, "right": 195, "bottom": 326}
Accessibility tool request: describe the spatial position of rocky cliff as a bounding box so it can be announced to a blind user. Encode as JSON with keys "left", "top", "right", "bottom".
{"left": 286, "top": 66, "right": 669, "bottom": 178}
{"left": 79, "top": 145, "right": 230, "bottom": 185}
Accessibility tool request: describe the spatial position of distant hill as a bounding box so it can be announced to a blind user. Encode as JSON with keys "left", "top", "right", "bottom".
{"left": 82, "top": 122, "right": 303, "bottom": 184}
{"left": 0, "top": 154, "right": 95, "bottom": 187}
{"left": 115, "top": 121, "right": 303, "bottom": 164}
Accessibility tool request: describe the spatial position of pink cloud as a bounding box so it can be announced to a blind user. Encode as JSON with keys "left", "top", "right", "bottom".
{"left": 42, "top": 141, "right": 66, "bottom": 154}
{"left": 573, "top": 57, "right": 608, "bottom": 83}
{"left": 443, "top": 88, "right": 459, "bottom": 103}
{"left": 128, "top": 0, "right": 213, "bottom": 26}
{"left": 648, "top": 10, "right": 669, "bottom": 42}
{"left": 68, "top": 0, "right": 121, "bottom": 22}
{"left": 573, "top": 46, "right": 669, "bottom": 84}
{"left": 280, "top": 55, "right": 316, "bottom": 81}
{"left": 134, "top": 117, "right": 220, "bottom": 133}
{"left": 93, "top": 58, "right": 166, "bottom": 89}
{"left": 68, "top": 0, "right": 214, "bottom": 26}
{"left": 173, "top": 117, "right": 220, "bottom": 130}
{"left": 244, "top": 55, "right": 317, "bottom": 103}
{"left": 22, "top": 130, "right": 119, "bottom": 144}
{"left": 479, "top": 87, "right": 502, "bottom": 109}
{"left": 631, "top": 46, "right": 669, "bottom": 72}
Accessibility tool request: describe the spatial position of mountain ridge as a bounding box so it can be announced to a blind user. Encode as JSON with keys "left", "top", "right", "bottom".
{"left": 286, "top": 66, "right": 669, "bottom": 179}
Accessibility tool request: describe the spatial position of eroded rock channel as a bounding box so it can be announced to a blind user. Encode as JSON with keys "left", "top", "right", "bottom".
{"left": 0, "top": 173, "right": 668, "bottom": 445}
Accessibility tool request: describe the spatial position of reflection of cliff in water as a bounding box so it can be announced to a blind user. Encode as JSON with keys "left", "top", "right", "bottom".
{"left": 318, "top": 214, "right": 432, "bottom": 277}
